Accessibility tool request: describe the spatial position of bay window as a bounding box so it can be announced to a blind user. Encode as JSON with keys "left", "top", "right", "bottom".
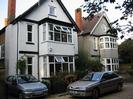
{"left": 48, "top": 23, "right": 72, "bottom": 43}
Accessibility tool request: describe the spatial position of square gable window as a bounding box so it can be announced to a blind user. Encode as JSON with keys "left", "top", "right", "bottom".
{"left": 49, "top": 6, "right": 56, "bottom": 16}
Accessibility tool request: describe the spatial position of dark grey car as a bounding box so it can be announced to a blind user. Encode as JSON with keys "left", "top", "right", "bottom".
{"left": 68, "top": 71, "right": 123, "bottom": 99}
{"left": 5, "top": 75, "right": 48, "bottom": 99}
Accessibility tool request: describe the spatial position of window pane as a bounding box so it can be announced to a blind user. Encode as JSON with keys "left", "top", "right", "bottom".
{"left": 100, "top": 38, "right": 103, "bottom": 42}
{"left": 49, "top": 6, "right": 55, "bottom": 15}
{"left": 55, "top": 32, "right": 60, "bottom": 41}
{"left": 68, "top": 35, "right": 72, "bottom": 42}
{"left": 107, "top": 65, "right": 111, "bottom": 71}
{"left": 107, "top": 59, "right": 110, "bottom": 64}
{"left": 28, "top": 33, "right": 32, "bottom": 42}
{"left": 43, "top": 24, "right": 46, "bottom": 41}
{"left": 63, "top": 63, "right": 68, "bottom": 72}
{"left": 105, "top": 43, "right": 109, "bottom": 48}
{"left": 100, "top": 43, "right": 104, "bottom": 48}
{"left": 50, "top": 64, "right": 54, "bottom": 76}
{"left": 48, "top": 24, "right": 53, "bottom": 30}
{"left": 55, "top": 56, "right": 64, "bottom": 63}
{"left": 62, "top": 33, "right": 67, "bottom": 42}
{"left": 70, "top": 64, "right": 73, "bottom": 73}
{"left": 49, "top": 56, "right": 54, "bottom": 62}
{"left": 27, "top": 57, "right": 32, "bottom": 64}
{"left": 69, "top": 56, "right": 73, "bottom": 62}
{"left": 105, "top": 37, "right": 109, "bottom": 41}
{"left": 49, "top": 32, "right": 53, "bottom": 40}
{"left": 28, "top": 65, "right": 32, "bottom": 74}
{"left": 63, "top": 57, "right": 68, "bottom": 62}
{"left": 55, "top": 64, "right": 62, "bottom": 74}
{"left": 27, "top": 25, "right": 32, "bottom": 31}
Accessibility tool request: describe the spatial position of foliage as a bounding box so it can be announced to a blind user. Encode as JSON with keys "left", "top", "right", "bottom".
{"left": 75, "top": 51, "right": 103, "bottom": 79}
{"left": 42, "top": 72, "right": 77, "bottom": 94}
{"left": 118, "top": 39, "right": 133, "bottom": 64}
{"left": 82, "top": 0, "right": 133, "bottom": 38}
{"left": 16, "top": 56, "right": 26, "bottom": 74}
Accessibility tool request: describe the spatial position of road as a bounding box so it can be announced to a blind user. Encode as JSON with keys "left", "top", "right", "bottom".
{"left": 5, "top": 83, "right": 133, "bottom": 99}
{"left": 47, "top": 83, "right": 133, "bottom": 99}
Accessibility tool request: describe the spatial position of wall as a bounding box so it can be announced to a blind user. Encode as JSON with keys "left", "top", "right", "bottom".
{"left": 5, "top": 24, "right": 18, "bottom": 76}
{"left": 26, "top": 0, "right": 71, "bottom": 23}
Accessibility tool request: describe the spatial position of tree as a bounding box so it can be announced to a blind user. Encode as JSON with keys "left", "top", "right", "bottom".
{"left": 118, "top": 39, "right": 133, "bottom": 64}
{"left": 82, "top": 0, "right": 133, "bottom": 39}
{"left": 75, "top": 51, "right": 103, "bottom": 78}
{"left": 16, "top": 56, "right": 26, "bottom": 74}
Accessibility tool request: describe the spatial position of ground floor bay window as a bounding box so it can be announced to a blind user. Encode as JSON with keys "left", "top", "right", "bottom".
{"left": 101, "top": 58, "right": 119, "bottom": 71}
{"left": 43, "top": 56, "right": 75, "bottom": 77}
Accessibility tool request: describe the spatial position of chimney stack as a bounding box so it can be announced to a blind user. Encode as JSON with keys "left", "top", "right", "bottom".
{"left": 8, "top": 0, "right": 16, "bottom": 24}
{"left": 75, "top": 8, "right": 82, "bottom": 31}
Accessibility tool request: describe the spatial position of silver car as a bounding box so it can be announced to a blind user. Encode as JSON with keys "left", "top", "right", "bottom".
{"left": 5, "top": 75, "right": 48, "bottom": 99}
{"left": 68, "top": 71, "right": 123, "bottom": 99}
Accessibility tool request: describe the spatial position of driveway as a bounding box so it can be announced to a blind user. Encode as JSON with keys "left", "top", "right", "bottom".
{"left": 4, "top": 83, "right": 133, "bottom": 99}
{"left": 47, "top": 83, "right": 133, "bottom": 99}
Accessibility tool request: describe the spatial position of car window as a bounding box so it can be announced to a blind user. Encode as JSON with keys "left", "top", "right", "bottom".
{"left": 82, "top": 72, "right": 103, "bottom": 81}
{"left": 102, "top": 73, "right": 111, "bottom": 81}
{"left": 109, "top": 73, "right": 118, "bottom": 79}
{"left": 17, "top": 75, "right": 39, "bottom": 84}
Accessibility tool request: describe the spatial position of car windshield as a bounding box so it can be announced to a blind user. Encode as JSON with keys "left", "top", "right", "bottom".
{"left": 82, "top": 72, "right": 103, "bottom": 81}
{"left": 17, "top": 75, "right": 39, "bottom": 84}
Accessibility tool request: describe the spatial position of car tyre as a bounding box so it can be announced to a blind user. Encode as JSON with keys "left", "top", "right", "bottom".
{"left": 19, "top": 93, "right": 24, "bottom": 99}
{"left": 92, "top": 89, "right": 99, "bottom": 99}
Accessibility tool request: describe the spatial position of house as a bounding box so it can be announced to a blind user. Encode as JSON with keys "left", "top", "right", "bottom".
{"left": 75, "top": 8, "right": 119, "bottom": 71}
{"left": 0, "top": 28, "right": 5, "bottom": 68}
{"left": 0, "top": 0, "right": 79, "bottom": 79}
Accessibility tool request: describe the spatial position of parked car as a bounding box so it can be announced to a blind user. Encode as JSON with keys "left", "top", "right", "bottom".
{"left": 68, "top": 71, "right": 123, "bottom": 99}
{"left": 5, "top": 74, "right": 48, "bottom": 99}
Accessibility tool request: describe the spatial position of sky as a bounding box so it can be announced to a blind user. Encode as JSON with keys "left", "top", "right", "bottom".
{"left": 0, "top": 0, "right": 132, "bottom": 43}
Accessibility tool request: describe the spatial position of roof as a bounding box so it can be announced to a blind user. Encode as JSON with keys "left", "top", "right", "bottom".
{"left": 0, "top": 0, "right": 80, "bottom": 32}
{"left": 81, "top": 12, "right": 105, "bottom": 35}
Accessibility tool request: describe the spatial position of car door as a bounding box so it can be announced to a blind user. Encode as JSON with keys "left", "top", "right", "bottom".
{"left": 10, "top": 76, "right": 20, "bottom": 95}
{"left": 99, "top": 73, "right": 113, "bottom": 94}
{"left": 6, "top": 76, "right": 13, "bottom": 94}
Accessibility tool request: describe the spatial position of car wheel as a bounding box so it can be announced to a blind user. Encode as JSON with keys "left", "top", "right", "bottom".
{"left": 117, "top": 84, "right": 123, "bottom": 91}
{"left": 92, "top": 89, "right": 99, "bottom": 99}
{"left": 19, "top": 93, "right": 24, "bottom": 99}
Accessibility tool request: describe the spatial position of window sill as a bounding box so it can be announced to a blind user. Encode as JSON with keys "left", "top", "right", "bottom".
{"left": 26, "top": 42, "right": 35, "bottom": 45}
{"left": 48, "top": 14, "right": 57, "bottom": 17}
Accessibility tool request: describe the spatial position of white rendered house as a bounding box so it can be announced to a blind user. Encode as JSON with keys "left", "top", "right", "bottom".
{"left": 4, "top": 0, "right": 79, "bottom": 79}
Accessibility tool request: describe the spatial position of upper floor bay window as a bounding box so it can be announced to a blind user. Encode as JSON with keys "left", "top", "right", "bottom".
{"left": 27, "top": 24, "right": 33, "bottom": 42}
{"left": 100, "top": 36, "right": 117, "bottom": 49}
{"left": 48, "top": 23, "right": 72, "bottom": 43}
{"left": 49, "top": 6, "right": 56, "bottom": 16}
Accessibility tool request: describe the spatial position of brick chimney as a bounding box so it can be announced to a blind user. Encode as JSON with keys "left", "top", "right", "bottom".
{"left": 8, "top": 0, "right": 16, "bottom": 24}
{"left": 75, "top": 8, "right": 82, "bottom": 31}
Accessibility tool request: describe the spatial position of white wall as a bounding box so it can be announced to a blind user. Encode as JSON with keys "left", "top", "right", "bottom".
{"left": 73, "top": 31, "right": 78, "bottom": 55}
{"left": 18, "top": 22, "right": 38, "bottom": 52}
{"left": 26, "top": 0, "right": 71, "bottom": 23}
{"left": 5, "top": 24, "right": 18, "bottom": 76}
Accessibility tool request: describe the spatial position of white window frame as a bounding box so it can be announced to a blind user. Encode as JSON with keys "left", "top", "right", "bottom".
{"left": 49, "top": 6, "right": 56, "bottom": 16}
{"left": 100, "top": 36, "right": 117, "bottom": 49}
{"left": 26, "top": 57, "right": 33, "bottom": 75}
{"left": 48, "top": 56, "right": 74, "bottom": 76}
{"left": 102, "top": 58, "right": 119, "bottom": 71}
{"left": 48, "top": 23, "right": 72, "bottom": 43}
{"left": 43, "top": 24, "right": 46, "bottom": 41}
{"left": 93, "top": 37, "right": 98, "bottom": 50}
{"left": 27, "top": 24, "right": 33, "bottom": 43}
